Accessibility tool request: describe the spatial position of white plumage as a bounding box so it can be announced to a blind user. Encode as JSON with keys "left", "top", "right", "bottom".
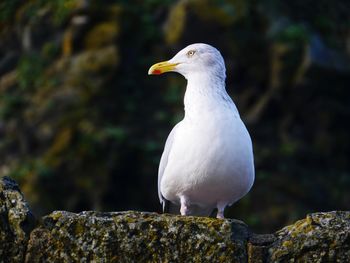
{"left": 148, "top": 43, "right": 254, "bottom": 218}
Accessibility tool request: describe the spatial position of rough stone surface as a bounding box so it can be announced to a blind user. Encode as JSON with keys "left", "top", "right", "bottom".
{"left": 270, "top": 211, "right": 350, "bottom": 262}
{"left": 0, "top": 177, "right": 350, "bottom": 262}
{"left": 0, "top": 177, "right": 36, "bottom": 262}
{"left": 248, "top": 234, "right": 276, "bottom": 263}
{"left": 25, "top": 211, "right": 248, "bottom": 262}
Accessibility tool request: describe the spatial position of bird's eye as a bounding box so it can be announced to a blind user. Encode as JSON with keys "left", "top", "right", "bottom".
{"left": 187, "top": 50, "right": 196, "bottom": 57}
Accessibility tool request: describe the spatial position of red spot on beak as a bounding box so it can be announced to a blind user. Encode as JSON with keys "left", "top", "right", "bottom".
{"left": 153, "top": 69, "right": 162, "bottom": 75}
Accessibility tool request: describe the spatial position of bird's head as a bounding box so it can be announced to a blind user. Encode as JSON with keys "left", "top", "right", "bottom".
{"left": 148, "top": 43, "right": 226, "bottom": 80}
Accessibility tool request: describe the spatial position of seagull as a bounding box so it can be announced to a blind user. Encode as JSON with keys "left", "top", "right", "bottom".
{"left": 148, "top": 43, "right": 254, "bottom": 219}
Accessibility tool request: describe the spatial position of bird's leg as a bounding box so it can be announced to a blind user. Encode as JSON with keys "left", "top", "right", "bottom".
{"left": 180, "top": 195, "right": 189, "bottom": 216}
{"left": 216, "top": 202, "right": 226, "bottom": 219}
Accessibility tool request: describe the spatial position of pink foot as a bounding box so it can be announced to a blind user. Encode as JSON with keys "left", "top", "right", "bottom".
{"left": 180, "top": 196, "right": 189, "bottom": 216}
{"left": 216, "top": 202, "right": 226, "bottom": 219}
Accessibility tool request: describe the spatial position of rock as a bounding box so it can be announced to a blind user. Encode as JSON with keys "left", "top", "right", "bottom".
{"left": 0, "top": 176, "right": 350, "bottom": 262}
{"left": 0, "top": 176, "right": 36, "bottom": 262}
{"left": 270, "top": 211, "right": 350, "bottom": 262}
{"left": 248, "top": 233, "right": 276, "bottom": 263}
{"left": 25, "top": 211, "right": 249, "bottom": 262}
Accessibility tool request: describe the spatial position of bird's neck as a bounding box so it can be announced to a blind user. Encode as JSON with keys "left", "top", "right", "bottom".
{"left": 184, "top": 73, "right": 238, "bottom": 120}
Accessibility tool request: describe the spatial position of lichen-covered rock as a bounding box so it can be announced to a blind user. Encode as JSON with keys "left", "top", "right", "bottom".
{"left": 0, "top": 176, "right": 36, "bottom": 262}
{"left": 26, "top": 210, "right": 249, "bottom": 262}
{"left": 1, "top": 176, "right": 350, "bottom": 262}
{"left": 269, "top": 211, "right": 350, "bottom": 262}
{"left": 248, "top": 233, "right": 276, "bottom": 263}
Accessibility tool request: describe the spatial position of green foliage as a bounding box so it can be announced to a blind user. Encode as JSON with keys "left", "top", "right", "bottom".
{"left": 23, "top": 0, "right": 74, "bottom": 25}
{"left": 17, "top": 54, "right": 45, "bottom": 90}
{"left": 0, "top": 93, "right": 24, "bottom": 119}
{"left": 0, "top": 0, "right": 21, "bottom": 22}
{"left": 275, "top": 24, "right": 309, "bottom": 44}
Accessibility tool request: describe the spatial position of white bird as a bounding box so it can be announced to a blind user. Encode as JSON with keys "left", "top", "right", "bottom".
{"left": 148, "top": 43, "right": 254, "bottom": 218}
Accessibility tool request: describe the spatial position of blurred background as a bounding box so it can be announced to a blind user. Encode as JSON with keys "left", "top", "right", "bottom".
{"left": 0, "top": 0, "right": 349, "bottom": 233}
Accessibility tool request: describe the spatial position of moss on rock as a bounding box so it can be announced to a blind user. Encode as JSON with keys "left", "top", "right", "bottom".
{"left": 270, "top": 211, "right": 350, "bottom": 262}
{"left": 26, "top": 210, "right": 248, "bottom": 262}
{"left": 0, "top": 176, "right": 36, "bottom": 262}
{"left": 0, "top": 177, "right": 350, "bottom": 262}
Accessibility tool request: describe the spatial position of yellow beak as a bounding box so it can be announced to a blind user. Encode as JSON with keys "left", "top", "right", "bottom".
{"left": 148, "top": 61, "right": 179, "bottom": 75}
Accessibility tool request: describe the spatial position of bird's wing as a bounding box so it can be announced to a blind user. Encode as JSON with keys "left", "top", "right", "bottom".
{"left": 158, "top": 122, "right": 181, "bottom": 212}
{"left": 157, "top": 122, "right": 215, "bottom": 216}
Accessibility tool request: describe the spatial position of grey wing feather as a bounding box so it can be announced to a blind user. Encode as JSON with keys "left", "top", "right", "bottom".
{"left": 158, "top": 123, "right": 181, "bottom": 212}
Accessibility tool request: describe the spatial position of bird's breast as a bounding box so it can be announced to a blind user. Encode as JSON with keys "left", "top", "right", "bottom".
{"left": 161, "top": 112, "right": 254, "bottom": 206}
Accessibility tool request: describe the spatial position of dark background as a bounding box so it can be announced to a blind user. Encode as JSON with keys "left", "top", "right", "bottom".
{"left": 0, "top": 0, "right": 349, "bottom": 233}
